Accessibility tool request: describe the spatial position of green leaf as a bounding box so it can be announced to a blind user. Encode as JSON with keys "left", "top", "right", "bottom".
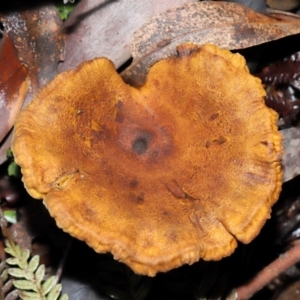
{"left": 6, "top": 257, "right": 20, "bottom": 265}
{"left": 35, "top": 265, "right": 45, "bottom": 283}
{"left": 24, "top": 271, "right": 34, "bottom": 281}
{"left": 8, "top": 268, "right": 28, "bottom": 278}
{"left": 59, "top": 294, "right": 68, "bottom": 300}
{"left": 28, "top": 255, "right": 39, "bottom": 273}
{"left": 6, "top": 241, "right": 22, "bottom": 258}
{"left": 15, "top": 244, "right": 22, "bottom": 256}
{"left": 13, "top": 279, "right": 38, "bottom": 291}
{"left": 6, "top": 148, "right": 13, "bottom": 158}
{"left": 5, "top": 241, "right": 20, "bottom": 257}
{"left": 3, "top": 210, "right": 17, "bottom": 224}
{"left": 56, "top": 3, "right": 76, "bottom": 20}
{"left": 21, "top": 250, "right": 30, "bottom": 264}
{"left": 46, "top": 283, "right": 62, "bottom": 300}
{"left": 19, "top": 290, "right": 43, "bottom": 300}
{"left": 8, "top": 161, "right": 21, "bottom": 177}
{"left": 42, "top": 276, "right": 56, "bottom": 295}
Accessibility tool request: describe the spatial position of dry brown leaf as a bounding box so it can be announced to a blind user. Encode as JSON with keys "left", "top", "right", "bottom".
{"left": 58, "top": 0, "right": 198, "bottom": 73}
{"left": 0, "top": 34, "right": 28, "bottom": 144}
{"left": 0, "top": 5, "right": 64, "bottom": 99}
{"left": 0, "top": 3, "right": 64, "bottom": 164}
{"left": 122, "top": 1, "right": 300, "bottom": 86}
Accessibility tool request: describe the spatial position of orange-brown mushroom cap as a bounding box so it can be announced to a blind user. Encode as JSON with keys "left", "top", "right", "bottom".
{"left": 12, "top": 44, "right": 282, "bottom": 276}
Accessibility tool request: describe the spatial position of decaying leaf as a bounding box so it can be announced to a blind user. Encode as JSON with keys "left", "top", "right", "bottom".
{"left": 0, "top": 3, "right": 64, "bottom": 164}
{"left": 58, "top": 0, "right": 198, "bottom": 73}
{"left": 0, "top": 4, "right": 64, "bottom": 100}
{"left": 122, "top": 1, "right": 300, "bottom": 86}
{"left": 0, "top": 33, "right": 28, "bottom": 144}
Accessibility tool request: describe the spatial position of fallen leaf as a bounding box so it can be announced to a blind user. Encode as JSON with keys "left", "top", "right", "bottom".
{"left": 0, "top": 2, "right": 64, "bottom": 163}
{"left": 121, "top": 1, "right": 300, "bottom": 86}
{"left": 58, "top": 0, "right": 198, "bottom": 73}
{"left": 0, "top": 4, "right": 64, "bottom": 98}
{"left": 0, "top": 34, "right": 28, "bottom": 144}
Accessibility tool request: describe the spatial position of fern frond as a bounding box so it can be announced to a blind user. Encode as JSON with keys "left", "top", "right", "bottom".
{"left": 5, "top": 240, "right": 68, "bottom": 300}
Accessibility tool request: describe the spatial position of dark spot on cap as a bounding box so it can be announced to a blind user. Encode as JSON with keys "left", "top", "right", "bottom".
{"left": 115, "top": 101, "right": 124, "bottom": 123}
{"left": 165, "top": 180, "right": 186, "bottom": 199}
{"left": 137, "top": 193, "right": 144, "bottom": 203}
{"left": 130, "top": 180, "right": 138, "bottom": 188}
{"left": 205, "top": 141, "right": 211, "bottom": 148}
{"left": 210, "top": 113, "right": 219, "bottom": 121}
{"left": 129, "top": 193, "right": 144, "bottom": 203}
{"left": 260, "top": 141, "right": 268, "bottom": 146}
{"left": 116, "top": 112, "right": 124, "bottom": 123}
{"left": 132, "top": 134, "right": 151, "bottom": 154}
{"left": 205, "top": 136, "right": 227, "bottom": 147}
{"left": 213, "top": 136, "right": 227, "bottom": 145}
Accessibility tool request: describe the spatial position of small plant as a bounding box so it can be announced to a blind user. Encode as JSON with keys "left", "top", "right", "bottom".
{"left": 0, "top": 208, "right": 68, "bottom": 300}
{"left": 56, "top": 0, "right": 77, "bottom": 20}
{"left": 5, "top": 240, "right": 68, "bottom": 300}
{"left": 6, "top": 149, "right": 21, "bottom": 178}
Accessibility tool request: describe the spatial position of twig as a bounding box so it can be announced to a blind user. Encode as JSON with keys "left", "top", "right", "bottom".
{"left": 235, "top": 243, "right": 300, "bottom": 299}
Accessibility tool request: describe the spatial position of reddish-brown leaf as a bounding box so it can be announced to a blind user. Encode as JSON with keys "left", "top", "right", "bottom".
{"left": 0, "top": 3, "right": 64, "bottom": 163}
{"left": 0, "top": 34, "right": 28, "bottom": 145}
{"left": 1, "top": 5, "right": 64, "bottom": 98}
{"left": 122, "top": 2, "right": 300, "bottom": 86}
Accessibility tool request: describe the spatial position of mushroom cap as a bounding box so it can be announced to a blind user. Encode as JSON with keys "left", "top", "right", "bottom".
{"left": 12, "top": 44, "right": 282, "bottom": 276}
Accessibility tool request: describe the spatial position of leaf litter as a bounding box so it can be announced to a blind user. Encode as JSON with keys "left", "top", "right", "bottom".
{"left": 122, "top": 1, "right": 300, "bottom": 86}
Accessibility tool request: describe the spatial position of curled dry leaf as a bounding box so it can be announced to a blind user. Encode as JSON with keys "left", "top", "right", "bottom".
{"left": 122, "top": 1, "right": 300, "bottom": 86}
{"left": 0, "top": 34, "right": 28, "bottom": 144}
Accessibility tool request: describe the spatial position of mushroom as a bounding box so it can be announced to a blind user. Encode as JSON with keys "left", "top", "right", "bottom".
{"left": 12, "top": 44, "right": 282, "bottom": 276}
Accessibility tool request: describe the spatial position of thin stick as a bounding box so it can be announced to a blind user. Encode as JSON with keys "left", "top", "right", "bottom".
{"left": 236, "top": 244, "right": 300, "bottom": 299}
